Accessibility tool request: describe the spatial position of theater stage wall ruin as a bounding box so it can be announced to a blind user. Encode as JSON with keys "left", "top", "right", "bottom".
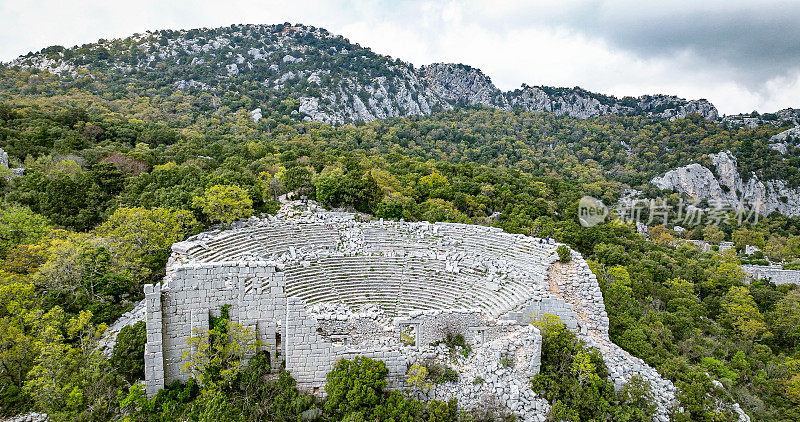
{"left": 144, "top": 202, "right": 677, "bottom": 421}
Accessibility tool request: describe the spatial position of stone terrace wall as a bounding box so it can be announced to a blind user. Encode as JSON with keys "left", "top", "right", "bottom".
{"left": 742, "top": 265, "right": 800, "bottom": 285}
{"left": 285, "top": 298, "right": 407, "bottom": 391}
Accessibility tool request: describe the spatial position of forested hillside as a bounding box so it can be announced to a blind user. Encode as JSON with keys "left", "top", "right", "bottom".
{"left": 1, "top": 23, "right": 800, "bottom": 422}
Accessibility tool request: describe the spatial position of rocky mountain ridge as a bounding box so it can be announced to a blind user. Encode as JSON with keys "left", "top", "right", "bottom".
{"left": 651, "top": 150, "right": 800, "bottom": 217}
{"left": 6, "top": 23, "right": 720, "bottom": 124}
{"left": 722, "top": 108, "right": 800, "bottom": 128}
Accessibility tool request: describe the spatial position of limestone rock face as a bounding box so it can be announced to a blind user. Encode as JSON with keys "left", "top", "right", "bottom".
{"left": 768, "top": 126, "right": 800, "bottom": 154}
{"left": 638, "top": 96, "right": 719, "bottom": 121}
{"left": 651, "top": 151, "right": 800, "bottom": 217}
{"left": 419, "top": 63, "right": 507, "bottom": 107}
{"left": 8, "top": 24, "right": 721, "bottom": 125}
{"left": 723, "top": 108, "right": 800, "bottom": 128}
{"left": 417, "top": 63, "right": 720, "bottom": 121}
{"left": 295, "top": 67, "right": 447, "bottom": 124}
{"left": 250, "top": 107, "right": 262, "bottom": 122}
{"left": 502, "top": 86, "right": 719, "bottom": 120}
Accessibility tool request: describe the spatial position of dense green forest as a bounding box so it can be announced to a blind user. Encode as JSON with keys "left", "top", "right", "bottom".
{"left": 1, "top": 64, "right": 800, "bottom": 421}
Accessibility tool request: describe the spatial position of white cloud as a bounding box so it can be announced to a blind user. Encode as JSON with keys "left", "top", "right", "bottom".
{"left": 0, "top": 0, "right": 797, "bottom": 115}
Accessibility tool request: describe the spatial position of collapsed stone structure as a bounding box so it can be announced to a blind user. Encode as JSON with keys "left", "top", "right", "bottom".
{"left": 144, "top": 202, "right": 676, "bottom": 421}
{"left": 742, "top": 264, "right": 800, "bottom": 285}
{"left": 0, "top": 148, "right": 24, "bottom": 178}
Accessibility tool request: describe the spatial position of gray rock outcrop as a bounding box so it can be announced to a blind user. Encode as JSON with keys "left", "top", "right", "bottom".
{"left": 1, "top": 413, "right": 48, "bottom": 422}
{"left": 768, "top": 126, "right": 800, "bottom": 154}
{"left": 723, "top": 108, "right": 800, "bottom": 128}
{"left": 97, "top": 300, "right": 146, "bottom": 357}
{"left": 419, "top": 63, "right": 507, "bottom": 107}
{"left": 651, "top": 151, "right": 800, "bottom": 217}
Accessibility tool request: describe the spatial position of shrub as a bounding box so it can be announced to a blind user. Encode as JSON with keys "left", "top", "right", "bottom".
{"left": 556, "top": 245, "right": 571, "bottom": 263}
{"left": 324, "top": 357, "right": 387, "bottom": 417}
{"left": 432, "top": 331, "right": 472, "bottom": 357}
{"left": 424, "top": 361, "right": 459, "bottom": 384}
{"left": 111, "top": 321, "right": 147, "bottom": 383}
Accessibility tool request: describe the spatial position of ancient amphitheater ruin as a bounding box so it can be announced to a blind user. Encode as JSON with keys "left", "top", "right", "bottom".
{"left": 144, "top": 202, "right": 677, "bottom": 422}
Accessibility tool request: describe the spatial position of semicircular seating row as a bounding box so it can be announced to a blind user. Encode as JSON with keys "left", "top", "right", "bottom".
{"left": 181, "top": 221, "right": 556, "bottom": 316}
{"left": 184, "top": 221, "right": 556, "bottom": 267}
{"left": 283, "top": 255, "right": 545, "bottom": 316}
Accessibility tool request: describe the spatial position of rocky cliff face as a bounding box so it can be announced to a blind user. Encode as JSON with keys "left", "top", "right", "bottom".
{"left": 651, "top": 151, "right": 800, "bottom": 217}
{"left": 295, "top": 66, "right": 449, "bottom": 124}
{"left": 506, "top": 88, "right": 718, "bottom": 120}
{"left": 722, "top": 108, "right": 800, "bottom": 128}
{"left": 418, "top": 63, "right": 719, "bottom": 120}
{"left": 419, "top": 63, "right": 506, "bottom": 107}
{"left": 6, "top": 24, "right": 720, "bottom": 124}
{"left": 768, "top": 126, "right": 800, "bottom": 154}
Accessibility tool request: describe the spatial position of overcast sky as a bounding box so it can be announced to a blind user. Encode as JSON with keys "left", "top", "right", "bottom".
{"left": 1, "top": 0, "right": 798, "bottom": 115}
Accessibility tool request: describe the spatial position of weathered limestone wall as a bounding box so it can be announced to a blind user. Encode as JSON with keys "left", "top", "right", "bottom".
{"left": 285, "top": 298, "right": 407, "bottom": 391}
{"left": 510, "top": 298, "right": 582, "bottom": 333}
{"left": 144, "top": 284, "right": 165, "bottom": 396}
{"left": 742, "top": 265, "right": 800, "bottom": 285}
{"left": 398, "top": 308, "right": 520, "bottom": 347}
{"left": 145, "top": 261, "right": 287, "bottom": 395}
{"left": 421, "top": 325, "right": 548, "bottom": 421}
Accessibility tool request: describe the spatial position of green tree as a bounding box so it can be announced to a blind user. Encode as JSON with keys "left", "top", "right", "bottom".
{"left": 769, "top": 291, "right": 800, "bottom": 348}
{"left": 23, "top": 308, "right": 123, "bottom": 421}
{"left": 532, "top": 317, "right": 654, "bottom": 421}
{"left": 417, "top": 172, "right": 451, "bottom": 199}
{"left": 0, "top": 203, "right": 51, "bottom": 258}
{"left": 182, "top": 307, "right": 258, "bottom": 390}
{"left": 556, "top": 245, "right": 572, "bottom": 263}
{"left": 110, "top": 321, "right": 146, "bottom": 383}
{"left": 95, "top": 206, "right": 197, "bottom": 282}
{"left": 406, "top": 364, "right": 432, "bottom": 395}
{"left": 419, "top": 199, "right": 469, "bottom": 223}
{"left": 324, "top": 356, "right": 388, "bottom": 418}
{"left": 193, "top": 185, "right": 254, "bottom": 224}
{"left": 0, "top": 281, "right": 38, "bottom": 415}
{"left": 702, "top": 225, "right": 726, "bottom": 244}
{"left": 732, "top": 227, "right": 766, "bottom": 251}
{"left": 375, "top": 193, "right": 416, "bottom": 220}
{"left": 280, "top": 166, "right": 315, "bottom": 198}
{"left": 721, "top": 286, "right": 769, "bottom": 341}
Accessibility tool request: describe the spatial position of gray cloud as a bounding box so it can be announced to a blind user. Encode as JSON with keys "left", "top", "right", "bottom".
{"left": 470, "top": 1, "right": 800, "bottom": 89}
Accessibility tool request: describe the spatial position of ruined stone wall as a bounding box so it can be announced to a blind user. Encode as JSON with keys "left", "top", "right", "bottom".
{"left": 551, "top": 254, "right": 676, "bottom": 422}
{"left": 145, "top": 261, "right": 287, "bottom": 395}
{"left": 742, "top": 264, "right": 800, "bottom": 285}
{"left": 143, "top": 204, "right": 683, "bottom": 421}
{"left": 398, "top": 309, "right": 520, "bottom": 347}
{"left": 285, "top": 298, "right": 407, "bottom": 392}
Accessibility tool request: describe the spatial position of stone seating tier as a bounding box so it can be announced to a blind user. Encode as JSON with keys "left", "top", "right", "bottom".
{"left": 174, "top": 214, "right": 556, "bottom": 318}
{"left": 283, "top": 256, "right": 540, "bottom": 316}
